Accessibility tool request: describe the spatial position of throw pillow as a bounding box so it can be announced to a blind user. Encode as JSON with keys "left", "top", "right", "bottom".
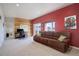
{"left": 58, "top": 35, "right": 66, "bottom": 42}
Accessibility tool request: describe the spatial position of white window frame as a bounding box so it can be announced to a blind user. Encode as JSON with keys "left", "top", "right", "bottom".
{"left": 33, "top": 23, "right": 41, "bottom": 35}
{"left": 20, "top": 24, "right": 29, "bottom": 32}
{"left": 45, "top": 22, "right": 55, "bottom": 31}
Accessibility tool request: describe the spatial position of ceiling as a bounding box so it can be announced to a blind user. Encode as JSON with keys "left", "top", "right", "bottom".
{"left": 1, "top": 3, "right": 72, "bottom": 20}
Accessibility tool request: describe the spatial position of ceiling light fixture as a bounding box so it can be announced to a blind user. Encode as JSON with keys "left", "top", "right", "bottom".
{"left": 16, "top": 4, "right": 20, "bottom": 7}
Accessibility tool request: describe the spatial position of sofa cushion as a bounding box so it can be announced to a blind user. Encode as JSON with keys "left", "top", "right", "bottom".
{"left": 58, "top": 35, "right": 66, "bottom": 42}
{"left": 41, "top": 31, "right": 53, "bottom": 38}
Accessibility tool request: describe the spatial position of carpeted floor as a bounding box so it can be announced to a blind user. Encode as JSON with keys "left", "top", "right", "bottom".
{"left": 0, "top": 37, "right": 79, "bottom": 56}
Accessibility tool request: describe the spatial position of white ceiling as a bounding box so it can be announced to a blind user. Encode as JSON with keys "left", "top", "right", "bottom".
{"left": 1, "top": 3, "right": 72, "bottom": 20}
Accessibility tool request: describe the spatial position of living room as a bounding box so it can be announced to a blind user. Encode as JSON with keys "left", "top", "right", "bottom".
{"left": 0, "top": 3, "right": 79, "bottom": 56}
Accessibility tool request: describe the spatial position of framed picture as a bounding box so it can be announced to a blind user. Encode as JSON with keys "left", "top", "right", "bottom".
{"left": 65, "top": 15, "right": 77, "bottom": 29}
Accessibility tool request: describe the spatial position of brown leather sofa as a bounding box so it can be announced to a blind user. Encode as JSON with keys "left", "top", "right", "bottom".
{"left": 33, "top": 31, "right": 71, "bottom": 53}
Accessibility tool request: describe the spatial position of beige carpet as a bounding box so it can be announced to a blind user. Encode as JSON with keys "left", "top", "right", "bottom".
{"left": 0, "top": 37, "right": 79, "bottom": 56}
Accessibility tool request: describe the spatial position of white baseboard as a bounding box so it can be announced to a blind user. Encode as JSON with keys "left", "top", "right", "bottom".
{"left": 70, "top": 46, "right": 79, "bottom": 50}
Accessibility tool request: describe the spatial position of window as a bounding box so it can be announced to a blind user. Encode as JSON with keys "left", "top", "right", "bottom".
{"left": 45, "top": 22, "right": 55, "bottom": 31}
{"left": 20, "top": 24, "right": 29, "bottom": 32}
{"left": 33, "top": 23, "right": 41, "bottom": 35}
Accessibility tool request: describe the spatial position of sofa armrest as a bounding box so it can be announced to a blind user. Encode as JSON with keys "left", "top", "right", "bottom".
{"left": 33, "top": 35, "right": 38, "bottom": 40}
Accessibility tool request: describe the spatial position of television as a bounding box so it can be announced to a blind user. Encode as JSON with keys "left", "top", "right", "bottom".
{"left": 17, "top": 29, "right": 24, "bottom": 32}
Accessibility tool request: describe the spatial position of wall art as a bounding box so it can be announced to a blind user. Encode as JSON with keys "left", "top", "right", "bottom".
{"left": 65, "top": 15, "right": 76, "bottom": 29}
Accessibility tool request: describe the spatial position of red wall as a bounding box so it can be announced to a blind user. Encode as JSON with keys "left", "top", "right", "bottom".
{"left": 32, "top": 4, "right": 79, "bottom": 48}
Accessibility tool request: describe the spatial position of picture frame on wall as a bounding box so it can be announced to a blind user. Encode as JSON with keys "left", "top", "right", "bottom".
{"left": 64, "top": 15, "right": 77, "bottom": 30}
